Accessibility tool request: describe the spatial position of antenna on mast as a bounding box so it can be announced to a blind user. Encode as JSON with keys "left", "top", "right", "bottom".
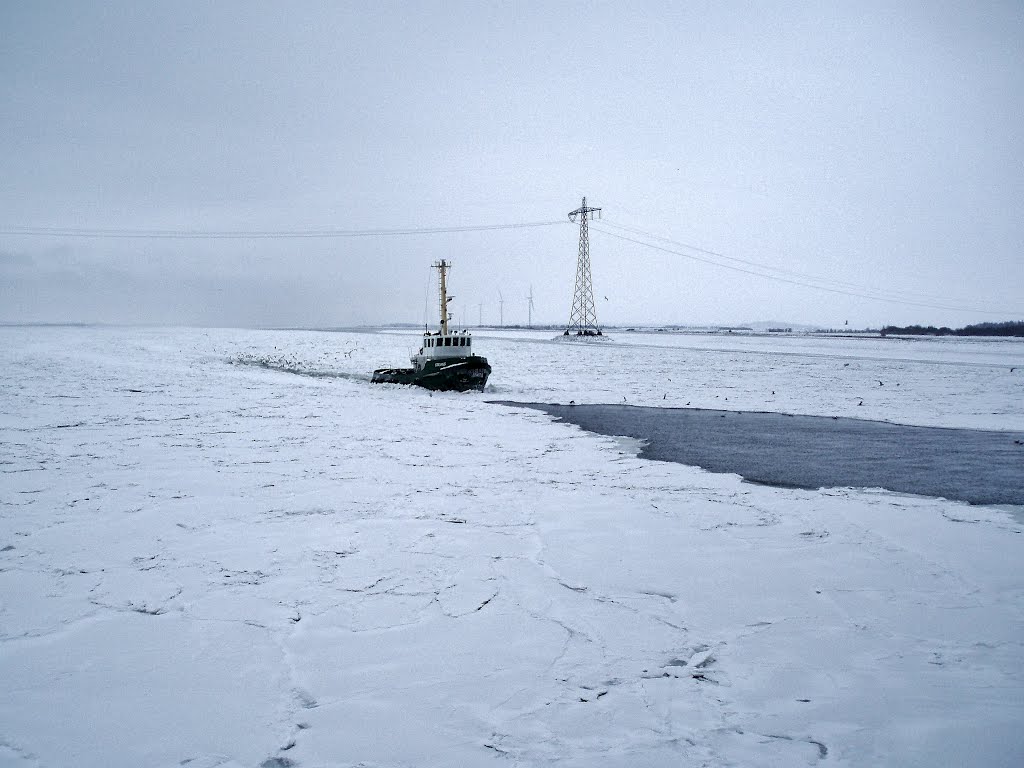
{"left": 565, "top": 197, "right": 602, "bottom": 336}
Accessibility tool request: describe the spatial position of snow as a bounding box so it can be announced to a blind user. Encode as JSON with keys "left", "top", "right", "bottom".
{"left": 1, "top": 325, "right": 1022, "bottom": 767}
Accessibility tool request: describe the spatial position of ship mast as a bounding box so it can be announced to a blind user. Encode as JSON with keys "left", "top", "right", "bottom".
{"left": 435, "top": 259, "right": 451, "bottom": 335}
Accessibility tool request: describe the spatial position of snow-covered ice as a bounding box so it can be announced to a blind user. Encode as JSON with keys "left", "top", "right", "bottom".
{"left": 1, "top": 326, "right": 1022, "bottom": 767}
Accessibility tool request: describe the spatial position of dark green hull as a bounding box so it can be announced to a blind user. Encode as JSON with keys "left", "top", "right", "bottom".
{"left": 372, "top": 356, "right": 491, "bottom": 392}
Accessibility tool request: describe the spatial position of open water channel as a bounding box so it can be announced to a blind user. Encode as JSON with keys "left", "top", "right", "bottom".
{"left": 497, "top": 403, "right": 1024, "bottom": 507}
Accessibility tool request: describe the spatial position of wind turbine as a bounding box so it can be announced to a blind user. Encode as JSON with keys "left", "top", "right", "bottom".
{"left": 527, "top": 285, "right": 535, "bottom": 328}
{"left": 498, "top": 291, "right": 504, "bottom": 328}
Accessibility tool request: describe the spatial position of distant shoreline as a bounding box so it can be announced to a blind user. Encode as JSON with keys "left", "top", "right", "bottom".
{"left": 3, "top": 320, "right": 1022, "bottom": 338}
{"left": 880, "top": 321, "right": 1024, "bottom": 338}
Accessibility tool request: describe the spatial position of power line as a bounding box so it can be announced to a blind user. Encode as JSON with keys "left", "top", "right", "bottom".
{"left": 591, "top": 224, "right": 1024, "bottom": 317}
{"left": 6, "top": 211, "right": 1018, "bottom": 317}
{"left": 0, "top": 220, "right": 567, "bottom": 240}
{"left": 599, "top": 219, "right": 969, "bottom": 307}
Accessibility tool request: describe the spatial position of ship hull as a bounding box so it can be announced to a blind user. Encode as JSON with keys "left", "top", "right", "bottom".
{"left": 372, "top": 356, "right": 491, "bottom": 392}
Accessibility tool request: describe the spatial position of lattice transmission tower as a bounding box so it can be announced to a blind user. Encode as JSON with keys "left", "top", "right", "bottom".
{"left": 565, "top": 197, "right": 602, "bottom": 336}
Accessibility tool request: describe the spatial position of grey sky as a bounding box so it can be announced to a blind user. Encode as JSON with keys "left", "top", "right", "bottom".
{"left": 2, "top": 1, "right": 1022, "bottom": 328}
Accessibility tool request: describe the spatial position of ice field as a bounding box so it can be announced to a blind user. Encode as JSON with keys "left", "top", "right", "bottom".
{"left": 1, "top": 325, "right": 1022, "bottom": 767}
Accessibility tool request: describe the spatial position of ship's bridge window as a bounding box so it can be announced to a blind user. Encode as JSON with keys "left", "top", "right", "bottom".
{"left": 444, "top": 337, "right": 451, "bottom": 347}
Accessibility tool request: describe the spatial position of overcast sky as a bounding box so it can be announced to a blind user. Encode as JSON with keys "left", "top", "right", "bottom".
{"left": 2, "top": 1, "right": 1022, "bottom": 329}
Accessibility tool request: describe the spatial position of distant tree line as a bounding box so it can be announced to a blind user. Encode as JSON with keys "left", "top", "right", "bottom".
{"left": 880, "top": 320, "right": 1024, "bottom": 337}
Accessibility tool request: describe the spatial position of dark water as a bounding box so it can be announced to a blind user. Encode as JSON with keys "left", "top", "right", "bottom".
{"left": 496, "top": 403, "right": 1024, "bottom": 506}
